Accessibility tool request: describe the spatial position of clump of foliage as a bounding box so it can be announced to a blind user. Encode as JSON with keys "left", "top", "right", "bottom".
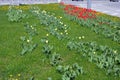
{"left": 50, "top": 53, "right": 62, "bottom": 66}
{"left": 67, "top": 41, "right": 120, "bottom": 76}
{"left": 42, "top": 44, "right": 53, "bottom": 58}
{"left": 20, "top": 36, "right": 37, "bottom": 55}
{"left": 20, "top": 23, "right": 38, "bottom": 55}
{"left": 24, "top": 23, "right": 38, "bottom": 36}
{"left": 56, "top": 63, "right": 83, "bottom": 80}
{"left": 30, "top": 7, "right": 69, "bottom": 40}
{"left": 6, "top": 6, "right": 26, "bottom": 22}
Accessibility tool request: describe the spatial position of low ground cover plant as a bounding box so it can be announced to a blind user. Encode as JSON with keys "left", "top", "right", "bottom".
{"left": 6, "top": 6, "right": 26, "bottom": 22}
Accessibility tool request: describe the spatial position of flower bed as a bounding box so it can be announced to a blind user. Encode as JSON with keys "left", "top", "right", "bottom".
{"left": 60, "top": 2, "right": 120, "bottom": 44}
{"left": 0, "top": 4, "right": 120, "bottom": 80}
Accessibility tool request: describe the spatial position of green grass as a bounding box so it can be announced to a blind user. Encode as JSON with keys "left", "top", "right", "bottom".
{"left": 0, "top": 4, "right": 120, "bottom": 80}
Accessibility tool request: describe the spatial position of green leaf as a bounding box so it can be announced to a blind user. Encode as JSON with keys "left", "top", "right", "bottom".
{"left": 21, "top": 48, "right": 27, "bottom": 55}
{"left": 29, "top": 76, "right": 34, "bottom": 80}
{"left": 20, "top": 36, "right": 26, "bottom": 41}
{"left": 56, "top": 65, "right": 63, "bottom": 73}
{"left": 48, "top": 77, "right": 52, "bottom": 80}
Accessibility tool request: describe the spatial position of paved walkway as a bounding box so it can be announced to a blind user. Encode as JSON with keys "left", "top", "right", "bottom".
{"left": 0, "top": 0, "right": 120, "bottom": 18}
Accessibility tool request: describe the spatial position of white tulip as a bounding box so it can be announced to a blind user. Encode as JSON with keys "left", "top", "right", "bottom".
{"left": 55, "top": 28, "right": 57, "bottom": 31}
{"left": 82, "top": 36, "right": 85, "bottom": 39}
{"left": 46, "top": 40, "right": 48, "bottom": 44}
{"left": 27, "top": 40, "right": 30, "bottom": 43}
{"left": 114, "top": 50, "right": 117, "bottom": 53}
{"left": 78, "top": 37, "right": 81, "bottom": 39}
{"left": 60, "top": 32, "right": 63, "bottom": 35}
{"left": 60, "top": 16, "right": 62, "bottom": 19}
{"left": 46, "top": 34, "right": 49, "bottom": 36}
{"left": 65, "top": 30, "right": 67, "bottom": 33}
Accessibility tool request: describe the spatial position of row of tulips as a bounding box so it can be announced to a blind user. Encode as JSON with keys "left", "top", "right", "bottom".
{"left": 60, "top": 2, "right": 96, "bottom": 20}
{"left": 67, "top": 41, "right": 120, "bottom": 77}
{"left": 30, "top": 7, "right": 69, "bottom": 40}
{"left": 60, "top": 2, "right": 120, "bottom": 44}
{"left": 30, "top": 7, "right": 85, "bottom": 80}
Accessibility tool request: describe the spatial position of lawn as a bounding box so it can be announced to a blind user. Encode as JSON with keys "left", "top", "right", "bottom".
{"left": 0, "top": 4, "right": 120, "bottom": 80}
